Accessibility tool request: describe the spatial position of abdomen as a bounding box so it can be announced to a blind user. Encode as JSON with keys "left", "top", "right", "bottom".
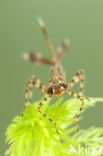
{"left": 50, "top": 64, "right": 66, "bottom": 81}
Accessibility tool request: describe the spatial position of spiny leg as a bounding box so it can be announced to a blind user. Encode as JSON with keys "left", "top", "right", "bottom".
{"left": 23, "top": 51, "right": 53, "bottom": 66}
{"left": 57, "top": 39, "right": 70, "bottom": 62}
{"left": 38, "top": 95, "right": 59, "bottom": 134}
{"left": 38, "top": 18, "right": 56, "bottom": 63}
{"left": 67, "top": 91, "right": 85, "bottom": 132}
{"left": 68, "top": 69, "right": 85, "bottom": 96}
{"left": 25, "top": 76, "right": 47, "bottom": 107}
{"left": 28, "top": 84, "right": 33, "bottom": 103}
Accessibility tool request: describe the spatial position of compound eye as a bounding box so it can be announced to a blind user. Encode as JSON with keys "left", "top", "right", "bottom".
{"left": 61, "top": 83, "right": 68, "bottom": 89}
{"left": 47, "top": 87, "right": 53, "bottom": 94}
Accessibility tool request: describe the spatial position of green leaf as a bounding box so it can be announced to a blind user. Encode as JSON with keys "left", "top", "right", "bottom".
{"left": 5, "top": 97, "right": 103, "bottom": 155}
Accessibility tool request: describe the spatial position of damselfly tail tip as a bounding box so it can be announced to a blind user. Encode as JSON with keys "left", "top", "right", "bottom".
{"left": 37, "top": 17, "right": 45, "bottom": 28}
{"left": 22, "top": 52, "right": 29, "bottom": 61}
{"left": 64, "top": 38, "right": 71, "bottom": 46}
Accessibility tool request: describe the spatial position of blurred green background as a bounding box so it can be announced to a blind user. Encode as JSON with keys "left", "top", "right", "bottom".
{"left": 0, "top": 0, "right": 103, "bottom": 155}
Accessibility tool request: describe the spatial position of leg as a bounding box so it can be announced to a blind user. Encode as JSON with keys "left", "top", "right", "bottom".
{"left": 67, "top": 91, "right": 85, "bottom": 132}
{"left": 23, "top": 51, "right": 53, "bottom": 66}
{"left": 68, "top": 70, "right": 85, "bottom": 96}
{"left": 38, "top": 95, "right": 59, "bottom": 134}
{"left": 25, "top": 75, "right": 47, "bottom": 107}
{"left": 57, "top": 39, "right": 70, "bottom": 62}
{"left": 38, "top": 18, "right": 56, "bottom": 63}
